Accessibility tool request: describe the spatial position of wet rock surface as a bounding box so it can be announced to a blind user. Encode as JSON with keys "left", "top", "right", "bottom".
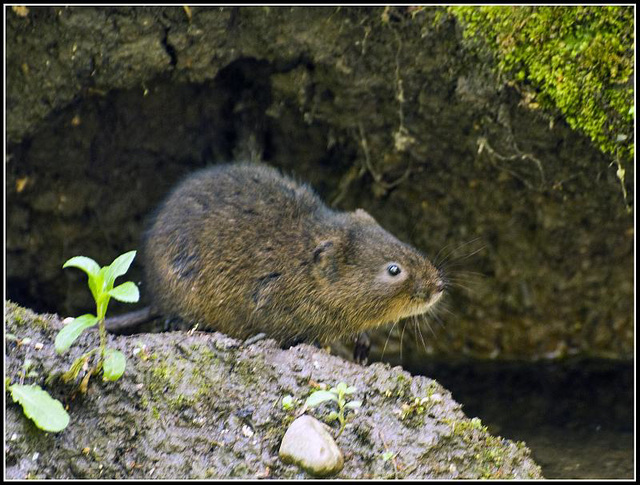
{"left": 5, "top": 302, "right": 542, "bottom": 479}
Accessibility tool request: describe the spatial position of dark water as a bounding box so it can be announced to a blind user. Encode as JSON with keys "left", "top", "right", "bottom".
{"left": 403, "top": 359, "right": 634, "bottom": 479}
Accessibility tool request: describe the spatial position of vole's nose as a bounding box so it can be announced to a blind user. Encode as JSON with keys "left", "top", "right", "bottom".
{"left": 435, "top": 277, "right": 447, "bottom": 293}
{"left": 415, "top": 278, "right": 445, "bottom": 301}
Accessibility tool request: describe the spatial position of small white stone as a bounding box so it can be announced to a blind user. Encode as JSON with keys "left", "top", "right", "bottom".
{"left": 32, "top": 452, "right": 39, "bottom": 461}
{"left": 279, "top": 415, "right": 343, "bottom": 477}
{"left": 242, "top": 424, "right": 254, "bottom": 437}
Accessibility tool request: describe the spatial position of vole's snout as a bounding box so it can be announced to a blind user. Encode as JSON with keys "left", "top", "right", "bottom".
{"left": 414, "top": 281, "right": 440, "bottom": 301}
{"left": 435, "top": 276, "right": 447, "bottom": 294}
{"left": 414, "top": 271, "right": 446, "bottom": 306}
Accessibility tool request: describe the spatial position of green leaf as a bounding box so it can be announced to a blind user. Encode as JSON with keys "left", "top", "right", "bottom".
{"left": 345, "top": 400, "right": 362, "bottom": 409}
{"left": 334, "top": 382, "right": 348, "bottom": 394}
{"left": 345, "top": 386, "right": 357, "bottom": 395}
{"left": 326, "top": 411, "right": 340, "bottom": 422}
{"left": 305, "top": 390, "right": 337, "bottom": 408}
{"left": 64, "top": 256, "right": 102, "bottom": 301}
{"left": 104, "top": 251, "right": 136, "bottom": 288}
{"left": 9, "top": 384, "right": 70, "bottom": 432}
{"left": 55, "top": 314, "right": 98, "bottom": 354}
{"left": 103, "top": 349, "right": 126, "bottom": 381}
{"left": 108, "top": 281, "right": 140, "bottom": 303}
{"left": 95, "top": 270, "right": 110, "bottom": 318}
{"left": 63, "top": 256, "right": 100, "bottom": 277}
{"left": 88, "top": 270, "right": 104, "bottom": 302}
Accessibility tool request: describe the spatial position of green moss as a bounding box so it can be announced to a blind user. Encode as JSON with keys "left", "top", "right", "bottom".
{"left": 398, "top": 396, "right": 431, "bottom": 423}
{"left": 441, "top": 416, "right": 514, "bottom": 478}
{"left": 200, "top": 348, "right": 220, "bottom": 362}
{"left": 5, "top": 301, "right": 49, "bottom": 330}
{"left": 477, "top": 435, "right": 511, "bottom": 479}
{"left": 390, "top": 374, "right": 412, "bottom": 399}
{"left": 443, "top": 416, "right": 488, "bottom": 439}
{"left": 148, "top": 362, "right": 179, "bottom": 397}
{"left": 189, "top": 366, "right": 214, "bottom": 401}
{"left": 151, "top": 364, "right": 173, "bottom": 381}
{"left": 170, "top": 393, "right": 196, "bottom": 410}
{"left": 450, "top": 6, "right": 634, "bottom": 162}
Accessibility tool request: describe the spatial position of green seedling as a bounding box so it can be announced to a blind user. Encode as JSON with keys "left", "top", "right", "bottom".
{"left": 282, "top": 395, "right": 295, "bottom": 411}
{"left": 57, "top": 251, "right": 139, "bottom": 388}
{"left": 382, "top": 451, "right": 395, "bottom": 461}
{"left": 305, "top": 381, "right": 362, "bottom": 438}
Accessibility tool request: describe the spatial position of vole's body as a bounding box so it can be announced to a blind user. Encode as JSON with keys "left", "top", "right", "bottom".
{"left": 144, "top": 163, "right": 444, "bottom": 344}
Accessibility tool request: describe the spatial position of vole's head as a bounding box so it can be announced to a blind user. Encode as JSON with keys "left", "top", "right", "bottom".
{"left": 313, "top": 209, "right": 446, "bottom": 332}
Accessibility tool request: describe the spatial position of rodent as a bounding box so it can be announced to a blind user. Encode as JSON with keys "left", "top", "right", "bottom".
{"left": 143, "top": 162, "right": 446, "bottom": 345}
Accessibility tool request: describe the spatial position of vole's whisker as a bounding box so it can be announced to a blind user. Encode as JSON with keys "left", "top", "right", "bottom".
{"left": 445, "top": 281, "right": 476, "bottom": 294}
{"left": 382, "top": 320, "right": 398, "bottom": 361}
{"left": 448, "top": 270, "right": 486, "bottom": 278}
{"left": 400, "top": 321, "right": 407, "bottom": 363}
{"left": 433, "top": 242, "right": 455, "bottom": 267}
{"left": 448, "top": 244, "right": 486, "bottom": 263}
{"left": 414, "top": 316, "right": 430, "bottom": 354}
{"left": 419, "top": 313, "right": 438, "bottom": 337}
{"left": 435, "top": 304, "right": 457, "bottom": 320}
{"left": 436, "top": 237, "right": 484, "bottom": 267}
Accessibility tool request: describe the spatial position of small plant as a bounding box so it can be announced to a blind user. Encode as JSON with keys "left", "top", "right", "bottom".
{"left": 56, "top": 251, "right": 139, "bottom": 388}
{"left": 281, "top": 395, "right": 295, "bottom": 411}
{"left": 305, "top": 381, "right": 362, "bottom": 437}
{"left": 6, "top": 251, "right": 137, "bottom": 435}
{"left": 381, "top": 451, "right": 395, "bottom": 461}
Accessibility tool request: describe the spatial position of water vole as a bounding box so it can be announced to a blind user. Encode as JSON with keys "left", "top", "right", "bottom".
{"left": 143, "top": 163, "right": 445, "bottom": 344}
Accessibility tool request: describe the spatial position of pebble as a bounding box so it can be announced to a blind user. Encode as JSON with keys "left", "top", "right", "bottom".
{"left": 279, "top": 415, "right": 344, "bottom": 477}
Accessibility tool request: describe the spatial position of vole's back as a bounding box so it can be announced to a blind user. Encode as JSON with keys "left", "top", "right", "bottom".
{"left": 144, "top": 163, "right": 334, "bottom": 343}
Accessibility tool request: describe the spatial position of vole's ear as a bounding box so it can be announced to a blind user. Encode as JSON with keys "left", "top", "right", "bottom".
{"left": 353, "top": 208, "right": 376, "bottom": 224}
{"left": 313, "top": 239, "right": 336, "bottom": 263}
{"left": 312, "top": 239, "right": 339, "bottom": 282}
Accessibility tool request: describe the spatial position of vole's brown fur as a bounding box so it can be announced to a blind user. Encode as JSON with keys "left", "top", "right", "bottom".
{"left": 144, "top": 163, "right": 445, "bottom": 344}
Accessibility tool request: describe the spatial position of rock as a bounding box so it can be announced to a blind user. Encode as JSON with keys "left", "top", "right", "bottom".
{"left": 279, "top": 415, "right": 344, "bottom": 477}
{"left": 5, "top": 302, "right": 543, "bottom": 479}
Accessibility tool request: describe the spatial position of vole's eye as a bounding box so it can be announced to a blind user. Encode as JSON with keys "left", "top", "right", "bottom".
{"left": 387, "top": 264, "right": 401, "bottom": 276}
